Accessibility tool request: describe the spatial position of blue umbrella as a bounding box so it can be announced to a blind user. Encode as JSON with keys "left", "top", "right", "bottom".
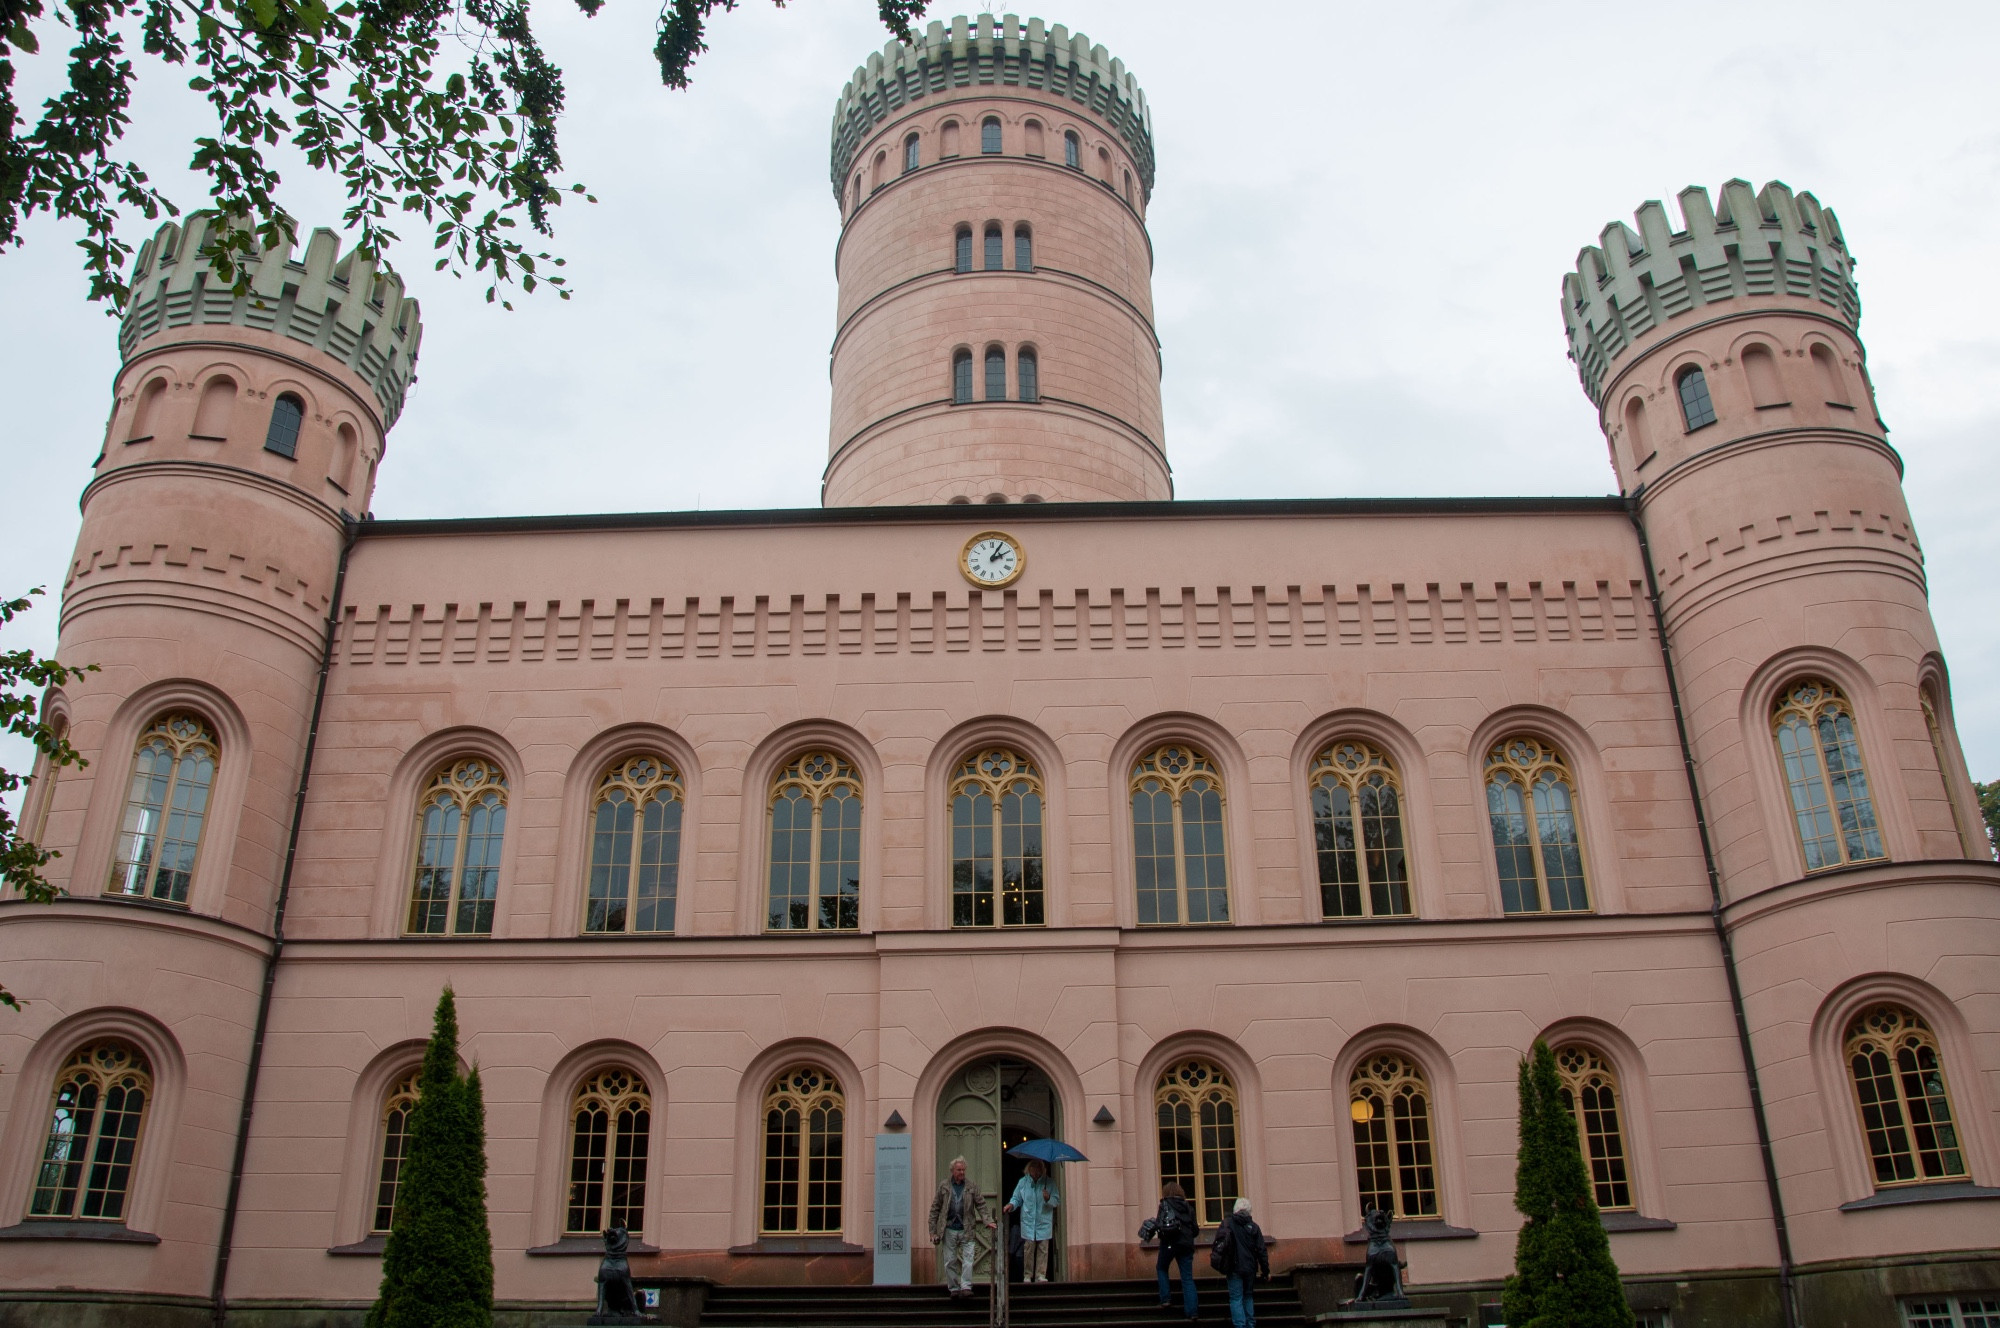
{"left": 1006, "top": 1138, "right": 1088, "bottom": 1164}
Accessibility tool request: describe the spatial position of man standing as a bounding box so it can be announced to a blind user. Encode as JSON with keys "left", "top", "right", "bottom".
{"left": 928, "top": 1156, "right": 995, "bottom": 1297}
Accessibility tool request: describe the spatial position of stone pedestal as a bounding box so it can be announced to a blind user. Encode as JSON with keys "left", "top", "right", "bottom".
{"left": 1315, "top": 1308, "right": 1449, "bottom": 1328}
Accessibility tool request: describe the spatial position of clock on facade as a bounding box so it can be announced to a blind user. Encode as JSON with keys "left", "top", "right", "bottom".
{"left": 960, "top": 531, "right": 1025, "bottom": 587}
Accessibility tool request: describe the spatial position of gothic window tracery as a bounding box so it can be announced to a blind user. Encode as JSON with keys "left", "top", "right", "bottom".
{"left": 372, "top": 1070, "right": 420, "bottom": 1232}
{"left": 406, "top": 757, "right": 508, "bottom": 935}
{"left": 108, "top": 713, "right": 218, "bottom": 905}
{"left": 1484, "top": 737, "right": 1590, "bottom": 914}
{"left": 950, "top": 748, "right": 1045, "bottom": 927}
{"left": 1309, "top": 740, "right": 1412, "bottom": 919}
{"left": 584, "top": 755, "right": 685, "bottom": 934}
{"left": 1773, "top": 679, "right": 1885, "bottom": 871}
{"left": 1349, "top": 1052, "right": 1438, "bottom": 1221}
{"left": 1154, "top": 1059, "right": 1239, "bottom": 1226}
{"left": 1845, "top": 1005, "right": 1966, "bottom": 1188}
{"left": 761, "top": 1066, "right": 844, "bottom": 1234}
{"left": 1554, "top": 1045, "right": 1633, "bottom": 1211}
{"left": 29, "top": 1042, "right": 152, "bottom": 1222}
{"left": 766, "top": 752, "right": 861, "bottom": 931}
{"left": 1130, "top": 744, "right": 1229, "bottom": 926}
{"left": 566, "top": 1067, "right": 652, "bottom": 1235}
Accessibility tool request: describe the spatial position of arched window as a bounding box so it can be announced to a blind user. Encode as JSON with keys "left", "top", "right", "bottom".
{"left": 941, "top": 120, "right": 960, "bottom": 157}
{"left": 1063, "top": 130, "right": 1080, "bottom": 169}
{"left": 1155, "top": 1059, "right": 1239, "bottom": 1226}
{"left": 371, "top": 1069, "right": 420, "bottom": 1232}
{"left": 950, "top": 748, "right": 1045, "bottom": 927}
{"left": 1811, "top": 343, "right": 1851, "bottom": 406}
{"left": 1014, "top": 223, "right": 1032, "bottom": 272}
{"left": 1097, "top": 146, "right": 1112, "bottom": 183}
{"left": 565, "top": 1067, "right": 652, "bottom": 1235}
{"left": 1349, "top": 1052, "right": 1438, "bottom": 1220}
{"left": 264, "top": 392, "right": 305, "bottom": 458}
{"left": 984, "top": 345, "right": 1007, "bottom": 401}
{"left": 981, "top": 116, "right": 1002, "bottom": 154}
{"left": 129, "top": 378, "right": 166, "bottom": 441}
{"left": 766, "top": 752, "right": 861, "bottom": 931}
{"left": 760, "top": 1066, "right": 844, "bottom": 1234}
{"left": 1920, "top": 692, "right": 1976, "bottom": 857}
{"left": 1024, "top": 119, "right": 1043, "bottom": 156}
{"left": 192, "top": 375, "right": 236, "bottom": 438}
{"left": 1017, "top": 348, "right": 1038, "bottom": 403}
{"left": 1130, "top": 744, "right": 1229, "bottom": 926}
{"left": 108, "top": 713, "right": 218, "bottom": 905}
{"left": 869, "top": 150, "right": 885, "bottom": 192}
{"left": 1742, "top": 344, "right": 1786, "bottom": 408}
{"left": 1675, "top": 365, "right": 1716, "bottom": 431}
{"left": 1309, "top": 741, "right": 1412, "bottom": 919}
{"left": 1773, "top": 679, "right": 1885, "bottom": 871}
{"left": 333, "top": 422, "right": 360, "bottom": 494}
{"left": 1553, "top": 1046, "right": 1632, "bottom": 1211}
{"left": 1484, "top": 737, "right": 1590, "bottom": 914}
{"left": 1622, "top": 397, "right": 1649, "bottom": 464}
{"left": 406, "top": 756, "right": 508, "bottom": 935}
{"left": 954, "top": 224, "right": 973, "bottom": 274}
{"left": 584, "top": 755, "right": 685, "bottom": 934}
{"left": 903, "top": 132, "right": 920, "bottom": 174}
{"left": 983, "top": 221, "right": 1002, "bottom": 271}
{"left": 851, "top": 174, "right": 861, "bottom": 212}
{"left": 951, "top": 348, "right": 974, "bottom": 404}
{"left": 29, "top": 1042, "right": 152, "bottom": 1222}
{"left": 1844, "top": 1005, "right": 1966, "bottom": 1187}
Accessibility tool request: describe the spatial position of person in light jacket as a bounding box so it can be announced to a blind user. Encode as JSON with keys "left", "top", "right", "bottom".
{"left": 1004, "top": 1158, "right": 1060, "bottom": 1282}
{"left": 928, "top": 1156, "right": 996, "bottom": 1297}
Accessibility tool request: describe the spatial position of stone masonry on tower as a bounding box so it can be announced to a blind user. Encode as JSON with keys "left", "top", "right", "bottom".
{"left": 1, "top": 12, "right": 1995, "bottom": 1328}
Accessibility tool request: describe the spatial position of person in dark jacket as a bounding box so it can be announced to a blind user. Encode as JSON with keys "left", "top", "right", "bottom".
{"left": 1151, "top": 1181, "right": 1200, "bottom": 1319}
{"left": 1213, "top": 1198, "right": 1269, "bottom": 1328}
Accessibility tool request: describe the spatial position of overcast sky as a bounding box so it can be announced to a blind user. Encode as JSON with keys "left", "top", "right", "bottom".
{"left": 3, "top": 0, "right": 1997, "bottom": 793}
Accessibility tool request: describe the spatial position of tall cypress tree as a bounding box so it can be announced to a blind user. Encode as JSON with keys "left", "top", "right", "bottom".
{"left": 369, "top": 987, "right": 495, "bottom": 1328}
{"left": 1501, "top": 1039, "right": 1634, "bottom": 1328}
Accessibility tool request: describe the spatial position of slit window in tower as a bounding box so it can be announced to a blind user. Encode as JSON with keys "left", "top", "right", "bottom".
{"left": 952, "top": 350, "right": 973, "bottom": 404}
{"left": 954, "top": 226, "right": 972, "bottom": 274}
{"left": 1015, "top": 225, "right": 1033, "bottom": 272}
{"left": 903, "top": 133, "right": 919, "bottom": 174}
{"left": 1018, "top": 349, "right": 1038, "bottom": 403}
{"left": 1676, "top": 365, "right": 1717, "bottom": 431}
{"left": 984, "top": 346, "right": 1006, "bottom": 402}
{"left": 984, "top": 224, "right": 1003, "bottom": 271}
{"left": 1064, "top": 131, "right": 1080, "bottom": 169}
{"left": 981, "top": 117, "right": 1002, "bottom": 154}
{"left": 264, "top": 393, "right": 304, "bottom": 458}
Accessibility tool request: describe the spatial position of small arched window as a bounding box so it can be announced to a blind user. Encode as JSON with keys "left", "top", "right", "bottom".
{"left": 870, "top": 150, "right": 886, "bottom": 193}
{"left": 333, "top": 423, "right": 360, "bottom": 495}
{"left": 761, "top": 1066, "right": 844, "bottom": 1234}
{"left": 1811, "top": 343, "right": 1851, "bottom": 406}
{"left": 950, "top": 749, "right": 1045, "bottom": 928}
{"left": 29, "top": 1042, "right": 153, "bottom": 1221}
{"left": 1130, "top": 744, "right": 1229, "bottom": 925}
{"left": 1485, "top": 737, "right": 1590, "bottom": 914}
{"left": 1024, "top": 119, "right": 1044, "bottom": 157}
{"left": 1155, "top": 1059, "right": 1239, "bottom": 1226}
{"left": 984, "top": 345, "right": 1007, "bottom": 402}
{"left": 406, "top": 756, "right": 508, "bottom": 935}
{"left": 1920, "top": 691, "right": 1976, "bottom": 858}
{"left": 1309, "top": 741, "right": 1412, "bottom": 919}
{"left": 851, "top": 174, "right": 862, "bottom": 212}
{"left": 1742, "top": 344, "right": 1786, "bottom": 408}
{"left": 1675, "top": 365, "right": 1716, "bottom": 431}
{"left": 1622, "top": 397, "right": 1649, "bottom": 465}
{"left": 108, "top": 713, "right": 218, "bottom": 905}
{"left": 129, "top": 378, "right": 167, "bottom": 441}
{"left": 1097, "top": 146, "right": 1112, "bottom": 184}
{"left": 951, "top": 348, "right": 974, "bottom": 404}
{"left": 1554, "top": 1046, "right": 1633, "bottom": 1211}
{"left": 371, "top": 1069, "right": 420, "bottom": 1232}
{"left": 954, "top": 225, "right": 973, "bottom": 274}
{"left": 981, "top": 116, "right": 1002, "bottom": 154}
{"left": 192, "top": 375, "right": 236, "bottom": 438}
{"left": 264, "top": 392, "right": 305, "bottom": 458}
{"left": 767, "top": 752, "right": 861, "bottom": 931}
{"left": 941, "top": 120, "right": 960, "bottom": 157}
{"left": 1773, "top": 679, "right": 1885, "bottom": 871}
{"left": 1014, "top": 224, "right": 1033, "bottom": 272}
{"left": 565, "top": 1067, "right": 652, "bottom": 1235}
{"left": 903, "top": 132, "right": 920, "bottom": 174}
{"left": 1063, "top": 131, "right": 1080, "bottom": 169}
{"left": 1349, "top": 1052, "right": 1438, "bottom": 1220}
{"left": 983, "top": 221, "right": 1002, "bottom": 271}
{"left": 1845, "top": 1005, "right": 1966, "bottom": 1187}
{"left": 584, "top": 755, "right": 685, "bottom": 934}
{"left": 1017, "top": 348, "right": 1038, "bottom": 403}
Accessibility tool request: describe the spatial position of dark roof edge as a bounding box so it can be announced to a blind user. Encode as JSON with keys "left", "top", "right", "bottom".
{"left": 356, "top": 495, "right": 1629, "bottom": 539}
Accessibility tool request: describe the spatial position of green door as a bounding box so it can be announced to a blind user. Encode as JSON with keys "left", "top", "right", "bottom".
{"left": 936, "top": 1058, "right": 1063, "bottom": 1281}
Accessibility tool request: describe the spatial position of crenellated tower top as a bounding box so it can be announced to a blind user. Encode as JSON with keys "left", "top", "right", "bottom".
{"left": 1561, "top": 179, "right": 1859, "bottom": 407}
{"left": 120, "top": 212, "right": 424, "bottom": 427}
{"left": 830, "top": 12, "right": 1155, "bottom": 203}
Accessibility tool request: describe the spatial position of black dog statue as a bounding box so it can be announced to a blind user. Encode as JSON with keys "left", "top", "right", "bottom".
{"left": 587, "top": 1227, "right": 659, "bottom": 1326}
{"left": 1347, "top": 1206, "right": 1412, "bottom": 1309}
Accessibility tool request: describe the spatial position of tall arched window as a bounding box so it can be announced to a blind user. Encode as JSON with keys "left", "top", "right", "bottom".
{"left": 406, "top": 756, "right": 508, "bottom": 935}
{"left": 761, "top": 1066, "right": 844, "bottom": 1234}
{"left": 954, "top": 224, "right": 973, "bottom": 273}
{"left": 1773, "top": 679, "right": 1885, "bottom": 871}
{"left": 1349, "top": 1052, "right": 1438, "bottom": 1220}
{"left": 108, "top": 713, "right": 218, "bottom": 905}
{"left": 952, "top": 348, "right": 973, "bottom": 403}
{"left": 981, "top": 116, "right": 1002, "bottom": 154}
{"left": 29, "top": 1042, "right": 152, "bottom": 1222}
{"left": 1123, "top": 169, "right": 1133, "bottom": 203}
{"left": 129, "top": 377, "right": 166, "bottom": 440}
{"left": 1811, "top": 343, "right": 1851, "bottom": 406}
{"left": 584, "top": 755, "right": 685, "bottom": 934}
{"left": 1155, "top": 1059, "right": 1239, "bottom": 1226}
{"left": 941, "top": 120, "right": 960, "bottom": 157}
{"left": 1017, "top": 348, "right": 1038, "bottom": 403}
{"left": 984, "top": 345, "right": 1007, "bottom": 401}
{"left": 371, "top": 1069, "right": 420, "bottom": 1232}
{"left": 1309, "top": 740, "right": 1412, "bottom": 919}
{"left": 1063, "top": 130, "right": 1080, "bottom": 169}
{"left": 192, "top": 374, "right": 236, "bottom": 437}
{"left": 1014, "top": 223, "right": 1032, "bottom": 272}
{"left": 1097, "top": 146, "right": 1112, "bottom": 183}
{"left": 1675, "top": 365, "right": 1716, "bottom": 431}
{"left": 903, "top": 133, "right": 919, "bottom": 174}
{"left": 982, "top": 222, "right": 1002, "bottom": 271}
{"left": 1845, "top": 1005, "right": 1966, "bottom": 1188}
{"left": 1484, "top": 737, "right": 1590, "bottom": 914}
{"left": 1622, "top": 397, "right": 1649, "bottom": 464}
{"left": 1742, "top": 343, "right": 1786, "bottom": 408}
{"left": 566, "top": 1067, "right": 652, "bottom": 1235}
{"left": 1553, "top": 1045, "right": 1632, "bottom": 1211}
{"left": 1921, "top": 692, "right": 1976, "bottom": 857}
{"left": 950, "top": 748, "right": 1045, "bottom": 927}
{"left": 766, "top": 752, "right": 861, "bottom": 931}
{"left": 1024, "top": 119, "right": 1043, "bottom": 156}
{"left": 333, "top": 422, "right": 360, "bottom": 493}
{"left": 1130, "top": 744, "right": 1229, "bottom": 926}
{"left": 869, "top": 150, "right": 885, "bottom": 192}
{"left": 264, "top": 392, "right": 305, "bottom": 458}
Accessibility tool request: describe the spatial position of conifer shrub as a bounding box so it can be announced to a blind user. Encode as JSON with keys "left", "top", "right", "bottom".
{"left": 369, "top": 987, "right": 495, "bottom": 1328}
{"left": 1501, "top": 1039, "right": 1634, "bottom": 1328}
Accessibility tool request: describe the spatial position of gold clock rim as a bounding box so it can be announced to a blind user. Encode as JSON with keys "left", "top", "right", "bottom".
{"left": 959, "top": 530, "right": 1026, "bottom": 589}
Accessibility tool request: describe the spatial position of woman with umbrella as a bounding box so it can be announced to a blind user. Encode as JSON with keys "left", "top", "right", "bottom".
{"left": 1004, "top": 1138, "right": 1083, "bottom": 1283}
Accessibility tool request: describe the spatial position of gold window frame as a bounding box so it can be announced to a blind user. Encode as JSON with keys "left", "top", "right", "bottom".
{"left": 28, "top": 1041, "right": 154, "bottom": 1222}
{"left": 107, "top": 713, "right": 219, "bottom": 905}
{"left": 1772, "top": 679, "right": 1887, "bottom": 872}
{"left": 949, "top": 747, "right": 1046, "bottom": 928}
{"left": 1153, "top": 1059, "right": 1240, "bottom": 1227}
{"left": 1483, "top": 736, "right": 1591, "bottom": 914}
{"left": 583, "top": 755, "right": 686, "bottom": 934}
{"left": 765, "top": 752, "right": 863, "bottom": 932}
{"left": 1129, "top": 744, "right": 1231, "bottom": 926}
{"left": 371, "top": 1070, "right": 420, "bottom": 1232}
{"left": 1844, "top": 1005, "right": 1967, "bottom": 1189}
{"left": 1553, "top": 1045, "right": 1634, "bottom": 1212}
{"left": 405, "top": 757, "right": 509, "bottom": 936}
{"left": 1308, "top": 740, "right": 1413, "bottom": 919}
{"left": 759, "top": 1066, "right": 845, "bottom": 1235}
{"left": 565, "top": 1067, "right": 653, "bottom": 1236}
{"left": 1349, "top": 1052, "right": 1439, "bottom": 1221}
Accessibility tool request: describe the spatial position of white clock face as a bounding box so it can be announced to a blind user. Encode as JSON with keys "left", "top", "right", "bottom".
{"left": 962, "top": 532, "right": 1024, "bottom": 587}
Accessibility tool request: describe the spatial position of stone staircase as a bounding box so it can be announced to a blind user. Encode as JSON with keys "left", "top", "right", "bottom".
{"left": 698, "top": 1276, "right": 1314, "bottom": 1328}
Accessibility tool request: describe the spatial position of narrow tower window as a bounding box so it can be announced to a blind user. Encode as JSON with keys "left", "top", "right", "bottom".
{"left": 1812, "top": 344, "right": 1852, "bottom": 406}
{"left": 869, "top": 150, "right": 885, "bottom": 193}
{"left": 1024, "top": 119, "right": 1044, "bottom": 157}
{"left": 192, "top": 375, "right": 236, "bottom": 438}
{"left": 129, "top": 378, "right": 166, "bottom": 441}
{"left": 1773, "top": 679, "right": 1885, "bottom": 870}
{"left": 1742, "top": 344, "right": 1787, "bottom": 408}
{"left": 1063, "top": 131, "right": 1080, "bottom": 169}
{"left": 1920, "top": 692, "right": 1977, "bottom": 858}
{"left": 983, "top": 222, "right": 1002, "bottom": 272}
{"left": 954, "top": 225, "right": 972, "bottom": 274}
{"left": 1123, "top": 169, "right": 1133, "bottom": 203}
{"left": 941, "top": 120, "right": 960, "bottom": 157}
{"left": 1014, "top": 224, "right": 1032, "bottom": 272}
{"left": 1675, "top": 365, "right": 1717, "bottom": 431}
{"left": 1017, "top": 348, "right": 1038, "bottom": 403}
{"left": 1097, "top": 146, "right": 1112, "bottom": 183}
{"left": 264, "top": 392, "right": 305, "bottom": 458}
{"left": 952, "top": 349, "right": 973, "bottom": 404}
{"left": 903, "top": 133, "right": 920, "bottom": 174}
{"left": 1622, "top": 396, "right": 1649, "bottom": 466}
{"left": 984, "top": 345, "right": 1007, "bottom": 402}
{"left": 108, "top": 713, "right": 218, "bottom": 904}
{"left": 981, "top": 116, "right": 1002, "bottom": 154}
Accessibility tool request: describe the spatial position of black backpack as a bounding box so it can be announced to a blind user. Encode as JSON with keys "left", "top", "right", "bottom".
{"left": 1157, "top": 1200, "right": 1185, "bottom": 1243}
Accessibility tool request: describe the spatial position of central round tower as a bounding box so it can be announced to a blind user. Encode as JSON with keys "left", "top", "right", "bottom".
{"left": 823, "top": 13, "right": 1168, "bottom": 506}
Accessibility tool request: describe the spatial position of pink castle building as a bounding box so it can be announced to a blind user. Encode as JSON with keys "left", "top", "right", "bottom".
{"left": 2, "top": 12, "right": 1996, "bottom": 1328}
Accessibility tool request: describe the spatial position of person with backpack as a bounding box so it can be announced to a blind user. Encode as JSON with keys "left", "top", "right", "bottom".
{"left": 1209, "top": 1197, "right": 1270, "bottom": 1328}
{"left": 1147, "top": 1180, "right": 1200, "bottom": 1319}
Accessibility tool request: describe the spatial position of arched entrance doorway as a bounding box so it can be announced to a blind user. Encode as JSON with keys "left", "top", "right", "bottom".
{"left": 936, "top": 1056, "right": 1064, "bottom": 1282}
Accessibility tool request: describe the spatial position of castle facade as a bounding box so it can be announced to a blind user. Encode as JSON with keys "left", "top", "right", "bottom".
{"left": 2, "top": 13, "right": 1996, "bottom": 1328}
